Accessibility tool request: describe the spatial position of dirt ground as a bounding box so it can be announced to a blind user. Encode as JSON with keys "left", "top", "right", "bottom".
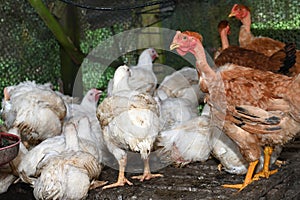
{"left": 1, "top": 136, "right": 299, "bottom": 200}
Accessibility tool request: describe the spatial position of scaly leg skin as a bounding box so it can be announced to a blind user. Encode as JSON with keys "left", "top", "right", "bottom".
{"left": 103, "top": 157, "right": 133, "bottom": 189}
{"left": 223, "top": 160, "right": 259, "bottom": 191}
{"left": 254, "top": 146, "right": 278, "bottom": 179}
{"left": 131, "top": 158, "right": 163, "bottom": 181}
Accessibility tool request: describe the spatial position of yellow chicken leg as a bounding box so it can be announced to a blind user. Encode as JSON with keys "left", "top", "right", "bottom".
{"left": 223, "top": 160, "right": 258, "bottom": 191}
{"left": 131, "top": 158, "right": 163, "bottom": 181}
{"left": 103, "top": 157, "right": 133, "bottom": 189}
{"left": 254, "top": 146, "right": 278, "bottom": 179}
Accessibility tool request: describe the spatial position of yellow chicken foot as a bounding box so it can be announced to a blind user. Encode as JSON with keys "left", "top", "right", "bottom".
{"left": 254, "top": 146, "right": 278, "bottom": 179}
{"left": 131, "top": 158, "right": 163, "bottom": 181}
{"left": 103, "top": 157, "right": 133, "bottom": 189}
{"left": 223, "top": 160, "right": 258, "bottom": 191}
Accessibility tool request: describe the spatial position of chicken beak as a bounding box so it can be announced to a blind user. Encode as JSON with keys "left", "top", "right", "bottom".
{"left": 228, "top": 12, "right": 235, "bottom": 18}
{"left": 170, "top": 43, "right": 180, "bottom": 50}
{"left": 95, "top": 89, "right": 102, "bottom": 97}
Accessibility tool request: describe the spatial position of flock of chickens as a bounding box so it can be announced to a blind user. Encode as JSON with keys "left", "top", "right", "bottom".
{"left": 0, "top": 3, "right": 299, "bottom": 199}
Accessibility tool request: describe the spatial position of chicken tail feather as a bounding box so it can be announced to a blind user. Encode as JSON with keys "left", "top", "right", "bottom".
{"left": 277, "top": 43, "right": 296, "bottom": 75}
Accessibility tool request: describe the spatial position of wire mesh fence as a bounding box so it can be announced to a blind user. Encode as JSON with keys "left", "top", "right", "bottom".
{"left": 0, "top": 0, "right": 299, "bottom": 100}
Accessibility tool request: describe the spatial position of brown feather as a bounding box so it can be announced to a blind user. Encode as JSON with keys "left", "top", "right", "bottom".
{"left": 171, "top": 30, "right": 300, "bottom": 163}
{"left": 215, "top": 45, "right": 295, "bottom": 74}
{"left": 212, "top": 64, "right": 300, "bottom": 161}
{"left": 215, "top": 20, "right": 296, "bottom": 75}
{"left": 230, "top": 4, "right": 300, "bottom": 76}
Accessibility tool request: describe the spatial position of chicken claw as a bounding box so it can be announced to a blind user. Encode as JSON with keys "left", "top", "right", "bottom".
{"left": 103, "top": 157, "right": 133, "bottom": 189}
{"left": 222, "top": 160, "right": 258, "bottom": 191}
{"left": 102, "top": 177, "right": 133, "bottom": 189}
{"left": 253, "top": 146, "right": 278, "bottom": 179}
{"left": 131, "top": 158, "right": 163, "bottom": 181}
{"left": 131, "top": 173, "right": 163, "bottom": 181}
{"left": 89, "top": 180, "right": 108, "bottom": 190}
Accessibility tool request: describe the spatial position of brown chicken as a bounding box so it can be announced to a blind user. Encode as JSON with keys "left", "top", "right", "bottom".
{"left": 229, "top": 4, "right": 300, "bottom": 76}
{"left": 170, "top": 30, "right": 300, "bottom": 191}
{"left": 215, "top": 20, "right": 296, "bottom": 75}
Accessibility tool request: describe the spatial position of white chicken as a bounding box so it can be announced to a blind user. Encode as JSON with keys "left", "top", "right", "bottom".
{"left": 18, "top": 117, "right": 106, "bottom": 199}
{"left": 64, "top": 88, "right": 102, "bottom": 120}
{"left": 107, "top": 48, "right": 158, "bottom": 96}
{"left": 155, "top": 67, "right": 204, "bottom": 107}
{"left": 158, "top": 97, "right": 199, "bottom": 131}
{"left": 154, "top": 67, "right": 203, "bottom": 130}
{"left": 158, "top": 115, "right": 211, "bottom": 167}
{"left": 97, "top": 65, "right": 162, "bottom": 189}
{"left": 157, "top": 101, "right": 249, "bottom": 173}
{"left": 61, "top": 87, "right": 116, "bottom": 168}
{"left": 1, "top": 81, "right": 66, "bottom": 149}
{"left": 210, "top": 127, "right": 249, "bottom": 174}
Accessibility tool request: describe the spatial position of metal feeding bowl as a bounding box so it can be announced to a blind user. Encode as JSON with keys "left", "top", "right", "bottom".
{"left": 0, "top": 132, "right": 21, "bottom": 166}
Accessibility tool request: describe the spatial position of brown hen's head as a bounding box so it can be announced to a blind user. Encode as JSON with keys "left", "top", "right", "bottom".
{"left": 218, "top": 20, "right": 231, "bottom": 35}
{"left": 229, "top": 4, "right": 250, "bottom": 20}
{"left": 170, "top": 31, "right": 203, "bottom": 56}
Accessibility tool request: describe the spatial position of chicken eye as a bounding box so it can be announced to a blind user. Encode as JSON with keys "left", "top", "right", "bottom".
{"left": 182, "top": 36, "right": 187, "bottom": 40}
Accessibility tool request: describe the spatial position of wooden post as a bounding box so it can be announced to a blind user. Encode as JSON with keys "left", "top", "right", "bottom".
{"left": 27, "top": 0, "right": 85, "bottom": 97}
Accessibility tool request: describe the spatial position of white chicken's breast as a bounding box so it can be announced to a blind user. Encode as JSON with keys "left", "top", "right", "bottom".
{"left": 105, "top": 109, "right": 159, "bottom": 160}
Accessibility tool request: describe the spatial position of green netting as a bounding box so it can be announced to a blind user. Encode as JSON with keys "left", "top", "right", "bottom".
{"left": 0, "top": 0, "right": 61, "bottom": 93}
{"left": 0, "top": 0, "right": 299, "bottom": 102}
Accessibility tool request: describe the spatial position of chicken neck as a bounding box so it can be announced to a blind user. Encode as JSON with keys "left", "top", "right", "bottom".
{"left": 192, "top": 41, "right": 217, "bottom": 88}
{"left": 220, "top": 30, "right": 229, "bottom": 50}
{"left": 240, "top": 10, "right": 251, "bottom": 34}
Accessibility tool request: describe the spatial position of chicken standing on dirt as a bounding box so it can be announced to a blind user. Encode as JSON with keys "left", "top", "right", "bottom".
{"left": 215, "top": 20, "right": 296, "bottom": 75}
{"left": 97, "top": 65, "right": 162, "bottom": 189}
{"left": 229, "top": 4, "right": 300, "bottom": 76}
{"left": 170, "top": 30, "right": 300, "bottom": 191}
